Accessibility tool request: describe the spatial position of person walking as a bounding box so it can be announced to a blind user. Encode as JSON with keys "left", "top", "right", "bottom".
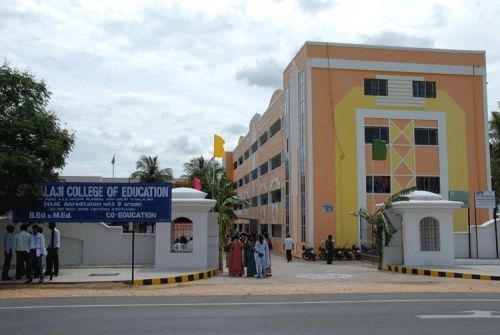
{"left": 254, "top": 234, "right": 269, "bottom": 279}
{"left": 44, "top": 222, "right": 60, "bottom": 278}
{"left": 283, "top": 234, "right": 295, "bottom": 262}
{"left": 325, "top": 234, "right": 335, "bottom": 265}
{"left": 2, "top": 225, "right": 15, "bottom": 281}
{"left": 14, "top": 223, "right": 30, "bottom": 280}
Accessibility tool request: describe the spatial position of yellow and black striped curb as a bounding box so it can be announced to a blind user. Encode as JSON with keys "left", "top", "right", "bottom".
{"left": 385, "top": 265, "right": 500, "bottom": 281}
{"left": 130, "top": 269, "right": 219, "bottom": 286}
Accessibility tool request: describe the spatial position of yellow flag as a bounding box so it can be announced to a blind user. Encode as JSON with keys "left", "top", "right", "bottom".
{"left": 214, "top": 134, "right": 225, "bottom": 158}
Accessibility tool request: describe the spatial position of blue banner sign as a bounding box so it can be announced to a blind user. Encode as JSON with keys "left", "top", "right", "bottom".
{"left": 13, "top": 182, "right": 172, "bottom": 222}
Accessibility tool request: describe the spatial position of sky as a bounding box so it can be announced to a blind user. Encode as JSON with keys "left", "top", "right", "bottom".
{"left": 1, "top": 0, "right": 499, "bottom": 179}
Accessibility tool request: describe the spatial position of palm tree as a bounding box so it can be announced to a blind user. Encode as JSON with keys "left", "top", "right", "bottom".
{"left": 351, "top": 186, "right": 416, "bottom": 270}
{"left": 131, "top": 155, "right": 173, "bottom": 182}
{"left": 184, "top": 155, "right": 245, "bottom": 270}
{"left": 183, "top": 156, "right": 224, "bottom": 198}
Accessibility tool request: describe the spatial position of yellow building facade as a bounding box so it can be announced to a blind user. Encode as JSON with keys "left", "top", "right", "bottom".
{"left": 228, "top": 42, "right": 490, "bottom": 256}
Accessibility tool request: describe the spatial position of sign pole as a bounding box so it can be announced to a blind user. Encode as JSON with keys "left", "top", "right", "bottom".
{"left": 467, "top": 208, "right": 471, "bottom": 259}
{"left": 131, "top": 222, "right": 135, "bottom": 285}
{"left": 474, "top": 207, "right": 479, "bottom": 259}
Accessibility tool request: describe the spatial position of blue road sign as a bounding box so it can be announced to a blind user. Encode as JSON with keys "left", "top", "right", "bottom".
{"left": 13, "top": 182, "right": 172, "bottom": 222}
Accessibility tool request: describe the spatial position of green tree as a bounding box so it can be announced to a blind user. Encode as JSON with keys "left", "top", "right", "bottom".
{"left": 489, "top": 107, "right": 500, "bottom": 199}
{"left": 131, "top": 155, "right": 173, "bottom": 182}
{"left": 351, "top": 186, "right": 416, "bottom": 270}
{"left": 183, "top": 156, "right": 223, "bottom": 198}
{"left": 0, "top": 63, "right": 75, "bottom": 214}
{"left": 183, "top": 155, "right": 244, "bottom": 270}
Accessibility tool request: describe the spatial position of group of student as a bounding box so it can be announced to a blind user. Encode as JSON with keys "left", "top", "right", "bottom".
{"left": 2, "top": 222, "right": 60, "bottom": 283}
{"left": 226, "top": 232, "right": 273, "bottom": 279}
{"left": 172, "top": 235, "right": 193, "bottom": 252}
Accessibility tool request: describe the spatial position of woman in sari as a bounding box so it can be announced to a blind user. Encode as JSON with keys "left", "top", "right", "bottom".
{"left": 244, "top": 235, "right": 257, "bottom": 277}
{"left": 228, "top": 234, "right": 244, "bottom": 276}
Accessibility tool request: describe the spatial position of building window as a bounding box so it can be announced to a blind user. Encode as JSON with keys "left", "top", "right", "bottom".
{"left": 420, "top": 217, "right": 440, "bottom": 251}
{"left": 365, "top": 126, "right": 389, "bottom": 144}
{"left": 250, "top": 141, "right": 258, "bottom": 154}
{"left": 366, "top": 176, "right": 391, "bottom": 194}
{"left": 271, "top": 189, "right": 281, "bottom": 203}
{"left": 244, "top": 149, "right": 250, "bottom": 160}
{"left": 171, "top": 217, "right": 193, "bottom": 253}
{"left": 271, "top": 224, "right": 282, "bottom": 238}
{"left": 269, "top": 119, "right": 281, "bottom": 138}
{"left": 233, "top": 161, "right": 238, "bottom": 170}
{"left": 259, "top": 162, "right": 268, "bottom": 176}
{"left": 251, "top": 196, "right": 258, "bottom": 207}
{"left": 238, "top": 156, "right": 243, "bottom": 165}
{"left": 364, "top": 79, "right": 388, "bottom": 96}
{"left": 259, "top": 132, "right": 268, "bottom": 146}
{"left": 417, "top": 176, "right": 440, "bottom": 194}
{"left": 250, "top": 168, "right": 258, "bottom": 181}
{"left": 415, "top": 128, "right": 438, "bottom": 145}
{"left": 260, "top": 193, "right": 268, "bottom": 206}
{"left": 270, "top": 153, "right": 281, "bottom": 170}
{"left": 243, "top": 174, "right": 249, "bottom": 185}
{"left": 413, "top": 81, "right": 436, "bottom": 98}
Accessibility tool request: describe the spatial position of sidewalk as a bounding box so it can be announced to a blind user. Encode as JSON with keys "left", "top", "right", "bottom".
{"left": 1, "top": 254, "right": 500, "bottom": 286}
{"left": 386, "top": 259, "right": 500, "bottom": 281}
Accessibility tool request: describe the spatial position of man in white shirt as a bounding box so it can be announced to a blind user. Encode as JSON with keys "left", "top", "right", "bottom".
{"left": 45, "top": 222, "right": 60, "bottom": 278}
{"left": 283, "top": 234, "right": 295, "bottom": 262}
{"left": 14, "top": 223, "right": 31, "bottom": 280}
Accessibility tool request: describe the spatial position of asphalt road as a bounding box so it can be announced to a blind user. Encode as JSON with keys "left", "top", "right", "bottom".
{"left": 1, "top": 293, "right": 499, "bottom": 335}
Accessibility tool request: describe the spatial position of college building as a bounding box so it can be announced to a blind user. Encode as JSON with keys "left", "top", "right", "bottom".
{"left": 225, "top": 42, "right": 491, "bottom": 255}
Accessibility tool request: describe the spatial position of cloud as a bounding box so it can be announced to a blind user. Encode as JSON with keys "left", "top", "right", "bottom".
{"left": 362, "top": 31, "right": 435, "bottom": 48}
{"left": 224, "top": 123, "right": 248, "bottom": 136}
{"left": 236, "top": 58, "right": 283, "bottom": 88}
{"left": 428, "top": 3, "right": 448, "bottom": 28}
{"left": 296, "top": 0, "right": 335, "bottom": 13}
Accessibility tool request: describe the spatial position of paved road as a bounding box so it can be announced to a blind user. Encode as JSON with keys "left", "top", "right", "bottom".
{"left": 1, "top": 293, "right": 499, "bottom": 334}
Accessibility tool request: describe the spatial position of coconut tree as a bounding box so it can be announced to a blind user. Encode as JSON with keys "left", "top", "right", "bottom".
{"left": 351, "top": 186, "right": 416, "bottom": 270}
{"left": 184, "top": 155, "right": 245, "bottom": 270}
{"left": 208, "top": 170, "right": 246, "bottom": 271}
{"left": 183, "top": 156, "right": 224, "bottom": 197}
{"left": 131, "top": 155, "right": 173, "bottom": 182}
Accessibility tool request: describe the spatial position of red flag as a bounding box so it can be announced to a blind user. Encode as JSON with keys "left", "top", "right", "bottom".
{"left": 111, "top": 154, "right": 116, "bottom": 164}
{"left": 193, "top": 177, "right": 202, "bottom": 191}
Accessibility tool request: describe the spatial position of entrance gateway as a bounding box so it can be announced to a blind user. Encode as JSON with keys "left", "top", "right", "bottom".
{"left": 7, "top": 184, "right": 218, "bottom": 270}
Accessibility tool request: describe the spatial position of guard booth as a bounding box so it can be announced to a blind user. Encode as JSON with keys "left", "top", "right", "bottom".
{"left": 155, "top": 188, "right": 218, "bottom": 268}
{"left": 383, "top": 191, "right": 463, "bottom": 267}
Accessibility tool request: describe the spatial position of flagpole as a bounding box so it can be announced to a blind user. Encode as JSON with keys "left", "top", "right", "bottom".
{"left": 112, "top": 163, "right": 115, "bottom": 179}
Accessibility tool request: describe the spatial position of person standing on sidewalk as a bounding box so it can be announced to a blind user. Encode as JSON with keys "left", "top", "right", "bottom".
{"left": 325, "top": 234, "right": 335, "bottom": 265}
{"left": 26, "top": 225, "right": 46, "bottom": 283}
{"left": 45, "top": 222, "right": 60, "bottom": 277}
{"left": 263, "top": 232, "right": 273, "bottom": 276}
{"left": 14, "top": 223, "right": 30, "bottom": 280}
{"left": 283, "top": 234, "right": 295, "bottom": 262}
{"left": 254, "top": 234, "right": 269, "bottom": 279}
{"left": 2, "top": 225, "right": 15, "bottom": 281}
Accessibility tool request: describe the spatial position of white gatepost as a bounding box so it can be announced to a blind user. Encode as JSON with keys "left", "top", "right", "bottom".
{"left": 385, "top": 191, "right": 463, "bottom": 267}
{"left": 155, "top": 188, "right": 217, "bottom": 268}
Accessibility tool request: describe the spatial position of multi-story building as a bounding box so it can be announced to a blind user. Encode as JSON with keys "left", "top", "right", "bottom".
{"left": 226, "top": 91, "right": 285, "bottom": 246}
{"left": 227, "top": 42, "right": 490, "bottom": 256}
